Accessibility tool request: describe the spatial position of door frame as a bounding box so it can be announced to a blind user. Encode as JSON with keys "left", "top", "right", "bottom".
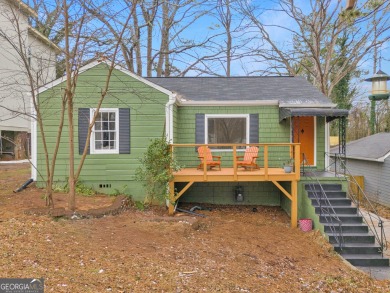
{"left": 290, "top": 116, "right": 317, "bottom": 167}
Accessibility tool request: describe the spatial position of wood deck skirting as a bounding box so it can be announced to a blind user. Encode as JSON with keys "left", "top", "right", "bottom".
{"left": 168, "top": 143, "right": 300, "bottom": 228}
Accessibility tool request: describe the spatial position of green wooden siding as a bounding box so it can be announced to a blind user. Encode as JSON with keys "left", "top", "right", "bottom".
{"left": 37, "top": 64, "right": 328, "bottom": 205}
{"left": 174, "top": 106, "right": 326, "bottom": 204}
{"left": 177, "top": 106, "right": 290, "bottom": 144}
{"left": 315, "top": 117, "right": 326, "bottom": 169}
{"left": 36, "top": 63, "right": 169, "bottom": 200}
{"left": 177, "top": 181, "right": 281, "bottom": 206}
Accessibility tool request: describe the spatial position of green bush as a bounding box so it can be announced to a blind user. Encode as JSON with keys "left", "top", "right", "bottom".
{"left": 135, "top": 137, "right": 180, "bottom": 203}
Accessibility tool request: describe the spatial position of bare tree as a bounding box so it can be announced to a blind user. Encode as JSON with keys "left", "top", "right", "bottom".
{"left": 347, "top": 103, "right": 370, "bottom": 141}
{"left": 238, "top": 0, "right": 390, "bottom": 96}
{"left": 81, "top": 0, "right": 214, "bottom": 77}
{"left": 61, "top": 0, "right": 137, "bottom": 211}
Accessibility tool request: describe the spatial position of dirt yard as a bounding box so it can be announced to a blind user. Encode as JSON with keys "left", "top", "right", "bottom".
{"left": 1, "top": 163, "right": 390, "bottom": 292}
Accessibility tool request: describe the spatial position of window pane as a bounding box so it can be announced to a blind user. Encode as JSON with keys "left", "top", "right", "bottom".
{"left": 208, "top": 118, "right": 246, "bottom": 143}
{"left": 96, "top": 113, "right": 102, "bottom": 122}
{"left": 95, "top": 141, "right": 102, "bottom": 149}
{"left": 208, "top": 117, "right": 246, "bottom": 147}
{"left": 95, "top": 121, "right": 101, "bottom": 130}
{"left": 92, "top": 109, "right": 119, "bottom": 153}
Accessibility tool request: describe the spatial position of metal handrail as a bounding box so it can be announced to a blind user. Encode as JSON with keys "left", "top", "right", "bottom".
{"left": 301, "top": 154, "right": 344, "bottom": 249}
{"left": 327, "top": 152, "right": 387, "bottom": 256}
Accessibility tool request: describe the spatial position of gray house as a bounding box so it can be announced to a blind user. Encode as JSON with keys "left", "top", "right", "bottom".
{"left": 331, "top": 132, "right": 390, "bottom": 207}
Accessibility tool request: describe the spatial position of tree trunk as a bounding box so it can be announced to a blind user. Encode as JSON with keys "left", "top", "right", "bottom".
{"left": 13, "top": 132, "right": 27, "bottom": 160}
{"left": 45, "top": 179, "right": 54, "bottom": 208}
{"left": 133, "top": 11, "right": 142, "bottom": 76}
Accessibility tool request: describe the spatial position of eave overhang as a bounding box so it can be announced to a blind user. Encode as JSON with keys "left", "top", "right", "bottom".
{"left": 279, "top": 107, "right": 349, "bottom": 122}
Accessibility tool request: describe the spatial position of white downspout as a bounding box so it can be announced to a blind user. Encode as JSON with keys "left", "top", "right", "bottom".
{"left": 325, "top": 120, "right": 330, "bottom": 171}
{"left": 165, "top": 93, "right": 176, "bottom": 208}
{"left": 30, "top": 92, "right": 37, "bottom": 181}
{"left": 165, "top": 93, "right": 176, "bottom": 143}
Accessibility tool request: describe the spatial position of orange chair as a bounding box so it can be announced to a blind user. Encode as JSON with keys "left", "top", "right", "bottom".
{"left": 236, "top": 146, "right": 259, "bottom": 170}
{"left": 197, "top": 146, "right": 221, "bottom": 171}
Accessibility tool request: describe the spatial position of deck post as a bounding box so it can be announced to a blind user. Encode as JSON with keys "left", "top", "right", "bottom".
{"left": 291, "top": 180, "right": 298, "bottom": 228}
{"left": 233, "top": 145, "right": 237, "bottom": 181}
{"left": 264, "top": 145, "right": 268, "bottom": 179}
{"left": 168, "top": 181, "right": 175, "bottom": 215}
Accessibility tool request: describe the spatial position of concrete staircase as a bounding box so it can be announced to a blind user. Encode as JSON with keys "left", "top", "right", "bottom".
{"left": 306, "top": 183, "right": 389, "bottom": 267}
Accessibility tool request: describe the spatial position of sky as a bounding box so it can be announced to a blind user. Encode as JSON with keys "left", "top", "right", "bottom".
{"left": 23, "top": 0, "right": 390, "bottom": 100}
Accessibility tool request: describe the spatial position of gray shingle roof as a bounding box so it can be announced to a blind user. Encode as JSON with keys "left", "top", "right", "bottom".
{"left": 146, "top": 76, "right": 333, "bottom": 105}
{"left": 331, "top": 132, "right": 390, "bottom": 161}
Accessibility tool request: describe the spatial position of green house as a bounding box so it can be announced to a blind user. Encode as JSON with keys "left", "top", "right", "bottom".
{"left": 32, "top": 60, "right": 348, "bottom": 222}
{"left": 33, "top": 61, "right": 390, "bottom": 267}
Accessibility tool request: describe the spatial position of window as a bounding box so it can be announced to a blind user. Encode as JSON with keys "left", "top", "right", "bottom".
{"left": 90, "top": 108, "right": 119, "bottom": 154}
{"left": 205, "top": 114, "right": 249, "bottom": 149}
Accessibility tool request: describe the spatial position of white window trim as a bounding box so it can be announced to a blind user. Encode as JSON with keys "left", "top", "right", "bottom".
{"left": 205, "top": 114, "right": 250, "bottom": 152}
{"left": 90, "top": 108, "right": 119, "bottom": 154}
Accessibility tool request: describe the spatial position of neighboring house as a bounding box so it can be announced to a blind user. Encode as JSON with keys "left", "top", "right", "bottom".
{"left": 0, "top": 0, "right": 59, "bottom": 159}
{"left": 331, "top": 132, "right": 390, "bottom": 207}
{"left": 33, "top": 60, "right": 349, "bottom": 221}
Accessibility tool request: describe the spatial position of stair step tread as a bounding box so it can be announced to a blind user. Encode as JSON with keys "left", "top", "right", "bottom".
{"left": 334, "top": 243, "right": 381, "bottom": 248}
{"left": 313, "top": 203, "right": 354, "bottom": 206}
{"left": 328, "top": 232, "right": 374, "bottom": 236}
{"left": 313, "top": 198, "right": 350, "bottom": 200}
{"left": 323, "top": 223, "right": 367, "bottom": 227}
{"left": 315, "top": 207, "right": 356, "bottom": 210}
{"left": 340, "top": 254, "right": 387, "bottom": 259}
{"left": 309, "top": 195, "right": 347, "bottom": 199}
{"left": 320, "top": 213, "right": 362, "bottom": 217}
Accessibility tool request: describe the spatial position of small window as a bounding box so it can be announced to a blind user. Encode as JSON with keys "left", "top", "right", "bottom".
{"left": 206, "top": 115, "right": 249, "bottom": 150}
{"left": 90, "top": 108, "right": 119, "bottom": 154}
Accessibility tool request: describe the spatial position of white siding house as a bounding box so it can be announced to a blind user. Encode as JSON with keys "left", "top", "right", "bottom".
{"left": 0, "top": 0, "right": 59, "bottom": 159}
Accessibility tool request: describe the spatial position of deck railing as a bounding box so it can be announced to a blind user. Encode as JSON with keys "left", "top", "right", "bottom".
{"left": 169, "top": 143, "right": 301, "bottom": 180}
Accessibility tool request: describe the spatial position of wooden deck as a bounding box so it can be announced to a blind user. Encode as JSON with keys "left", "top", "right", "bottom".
{"left": 172, "top": 167, "right": 299, "bottom": 182}
{"left": 168, "top": 143, "right": 300, "bottom": 228}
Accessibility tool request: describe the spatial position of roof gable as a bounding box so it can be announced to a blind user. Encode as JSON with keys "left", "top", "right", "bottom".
{"left": 38, "top": 60, "right": 173, "bottom": 96}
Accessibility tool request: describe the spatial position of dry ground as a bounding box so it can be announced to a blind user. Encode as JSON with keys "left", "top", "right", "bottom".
{"left": 1, "top": 163, "right": 390, "bottom": 292}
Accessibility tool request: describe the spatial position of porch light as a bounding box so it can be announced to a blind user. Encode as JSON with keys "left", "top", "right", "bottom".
{"left": 364, "top": 70, "right": 390, "bottom": 134}
{"left": 234, "top": 185, "right": 244, "bottom": 202}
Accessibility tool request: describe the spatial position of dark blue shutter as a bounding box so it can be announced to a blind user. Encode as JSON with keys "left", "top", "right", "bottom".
{"left": 119, "top": 108, "right": 130, "bottom": 154}
{"left": 78, "top": 108, "right": 90, "bottom": 155}
{"left": 249, "top": 114, "right": 259, "bottom": 143}
{"left": 195, "top": 113, "right": 205, "bottom": 144}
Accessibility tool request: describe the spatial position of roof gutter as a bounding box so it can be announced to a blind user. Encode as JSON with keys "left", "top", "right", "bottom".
{"left": 177, "top": 100, "right": 279, "bottom": 106}
{"left": 7, "top": 0, "right": 37, "bottom": 17}
{"left": 329, "top": 153, "right": 386, "bottom": 163}
{"left": 279, "top": 103, "right": 337, "bottom": 108}
{"left": 28, "top": 27, "right": 62, "bottom": 53}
